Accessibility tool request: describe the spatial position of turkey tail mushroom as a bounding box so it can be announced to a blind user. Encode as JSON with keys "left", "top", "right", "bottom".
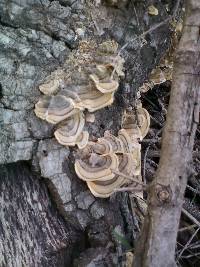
{"left": 35, "top": 95, "right": 79, "bottom": 124}
{"left": 86, "top": 153, "right": 137, "bottom": 198}
{"left": 54, "top": 112, "right": 87, "bottom": 147}
{"left": 75, "top": 153, "right": 119, "bottom": 182}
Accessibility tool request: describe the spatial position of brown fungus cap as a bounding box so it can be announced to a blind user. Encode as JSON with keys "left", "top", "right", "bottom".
{"left": 39, "top": 79, "right": 60, "bottom": 95}
{"left": 91, "top": 139, "right": 112, "bottom": 155}
{"left": 34, "top": 95, "right": 52, "bottom": 120}
{"left": 86, "top": 153, "right": 136, "bottom": 198}
{"left": 54, "top": 112, "right": 86, "bottom": 147}
{"left": 76, "top": 86, "right": 115, "bottom": 112}
{"left": 75, "top": 153, "right": 119, "bottom": 182}
{"left": 35, "top": 95, "right": 79, "bottom": 124}
{"left": 137, "top": 107, "right": 150, "bottom": 139}
{"left": 77, "top": 131, "right": 89, "bottom": 149}
{"left": 122, "top": 108, "right": 150, "bottom": 140}
{"left": 90, "top": 73, "right": 119, "bottom": 93}
{"left": 39, "top": 69, "right": 64, "bottom": 95}
{"left": 118, "top": 129, "right": 134, "bottom": 153}
{"left": 102, "top": 131, "right": 124, "bottom": 153}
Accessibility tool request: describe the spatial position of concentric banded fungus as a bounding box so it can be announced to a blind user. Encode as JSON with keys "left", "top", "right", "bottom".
{"left": 122, "top": 108, "right": 150, "bottom": 139}
{"left": 89, "top": 131, "right": 126, "bottom": 155}
{"left": 54, "top": 112, "right": 86, "bottom": 147}
{"left": 35, "top": 95, "right": 79, "bottom": 124}
{"left": 86, "top": 153, "right": 136, "bottom": 198}
{"left": 91, "top": 139, "right": 112, "bottom": 154}
{"left": 90, "top": 73, "right": 119, "bottom": 93}
{"left": 118, "top": 129, "right": 134, "bottom": 153}
{"left": 76, "top": 86, "right": 114, "bottom": 112}
{"left": 39, "top": 69, "right": 64, "bottom": 95}
{"left": 76, "top": 131, "right": 89, "bottom": 149}
{"left": 122, "top": 111, "right": 142, "bottom": 141}
{"left": 39, "top": 79, "right": 60, "bottom": 95}
{"left": 34, "top": 39, "right": 149, "bottom": 198}
{"left": 75, "top": 153, "right": 119, "bottom": 182}
{"left": 137, "top": 107, "right": 150, "bottom": 138}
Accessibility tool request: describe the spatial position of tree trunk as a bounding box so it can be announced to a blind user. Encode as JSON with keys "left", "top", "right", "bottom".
{"left": 0, "top": 0, "right": 179, "bottom": 266}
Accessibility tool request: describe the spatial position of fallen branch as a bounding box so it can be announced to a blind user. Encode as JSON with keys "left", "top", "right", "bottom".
{"left": 133, "top": 0, "right": 200, "bottom": 266}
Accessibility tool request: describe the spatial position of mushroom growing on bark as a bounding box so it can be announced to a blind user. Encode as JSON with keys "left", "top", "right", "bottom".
{"left": 34, "top": 39, "right": 150, "bottom": 198}
{"left": 75, "top": 153, "right": 119, "bottom": 181}
{"left": 54, "top": 112, "right": 88, "bottom": 148}
{"left": 87, "top": 153, "right": 135, "bottom": 198}
{"left": 35, "top": 95, "right": 79, "bottom": 124}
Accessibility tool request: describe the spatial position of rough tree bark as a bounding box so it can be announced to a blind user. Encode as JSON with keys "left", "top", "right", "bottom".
{"left": 134, "top": 0, "right": 200, "bottom": 266}
{"left": 0, "top": 0, "right": 180, "bottom": 266}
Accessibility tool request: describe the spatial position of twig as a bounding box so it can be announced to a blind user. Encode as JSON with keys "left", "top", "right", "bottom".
{"left": 150, "top": 114, "right": 163, "bottom": 127}
{"left": 177, "top": 228, "right": 199, "bottom": 259}
{"left": 176, "top": 241, "right": 200, "bottom": 260}
{"left": 142, "top": 145, "right": 150, "bottom": 184}
{"left": 178, "top": 224, "right": 197, "bottom": 232}
{"left": 182, "top": 208, "right": 200, "bottom": 229}
{"left": 111, "top": 169, "right": 146, "bottom": 187}
{"left": 141, "top": 137, "right": 161, "bottom": 143}
{"left": 114, "top": 187, "right": 143, "bottom": 193}
{"left": 186, "top": 185, "right": 200, "bottom": 197}
{"left": 118, "top": 0, "right": 181, "bottom": 54}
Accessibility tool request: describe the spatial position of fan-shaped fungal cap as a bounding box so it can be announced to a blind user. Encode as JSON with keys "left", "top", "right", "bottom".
{"left": 34, "top": 95, "right": 52, "bottom": 120}
{"left": 132, "top": 144, "right": 141, "bottom": 176}
{"left": 95, "top": 55, "right": 125, "bottom": 77}
{"left": 122, "top": 111, "right": 143, "bottom": 141}
{"left": 90, "top": 73, "right": 119, "bottom": 93}
{"left": 118, "top": 129, "right": 134, "bottom": 153}
{"left": 77, "top": 131, "right": 89, "bottom": 149}
{"left": 39, "top": 69, "right": 64, "bottom": 95}
{"left": 76, "top": 86, "right": 115, "bottom": 112}
{"left": 90, "top": 131, "right": 125, "bottom": 155}
{"left": 137, "top": 107, "right": 150, "bottom": 138}
{"left": 91, "top": 138, "right": 112, "bottom": 154}
{"left": 75, "top": 153, "right": 119, "bottom": 182}
{"left": 54, "top": 112, "right": 85, "bottom": 146}
{"left": 86, "top": 153, "right": 136, "bottom": 198}
{"left": 35, "top": 95, "right": 79, "bottom": 124}
{"left": 122, "top": 108, "right": 150, "bottom": 139}
{"left": 105, "top": 56, "right": 125, "bottom": 77}
{"left": 104, "top": 131, "right": 125, "bottom": 152}
{"left": 39, "top": 79, "right": 60, "bottom": 95}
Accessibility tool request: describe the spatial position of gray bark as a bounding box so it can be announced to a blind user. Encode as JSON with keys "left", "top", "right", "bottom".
{"left": 0, "top": 0, "right": 178, "bottom": 266}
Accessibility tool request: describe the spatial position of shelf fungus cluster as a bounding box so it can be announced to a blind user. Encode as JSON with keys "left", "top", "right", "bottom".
{"left": 35, "top": 40, "right": 124, "bottom": 149}
{"left": 34, "top": 39, "right": 150, "bottom": 198}
{"left": 75, "top": 105, "right": 150, "bottom": 198}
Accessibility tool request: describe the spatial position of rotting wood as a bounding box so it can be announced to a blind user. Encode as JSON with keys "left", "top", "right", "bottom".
{"left": 133, "top": 0, "right": 200, "bottom": 266}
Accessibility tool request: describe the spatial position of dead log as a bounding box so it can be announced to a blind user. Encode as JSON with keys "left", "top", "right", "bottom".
{"left": 133, "top": 0, "right": 200, "bottom": 266}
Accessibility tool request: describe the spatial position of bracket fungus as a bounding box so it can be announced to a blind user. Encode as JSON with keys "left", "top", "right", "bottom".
{"left": 122, "top": 106, "right": 150, "bottom": 139}
{"left": 75, "top": 153, "right": 119, "bottom": 182}
{"left": 34, "top": 39, "right": 150, "bottom": 198}
{"left": 35, "top": 95, "right": 79, "bottom": 124}
{"left": 87, "top": 153, "right": 135, "bottom": 198}
{"left": 54, "top": 112, "right": 88, "bottom": 148}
